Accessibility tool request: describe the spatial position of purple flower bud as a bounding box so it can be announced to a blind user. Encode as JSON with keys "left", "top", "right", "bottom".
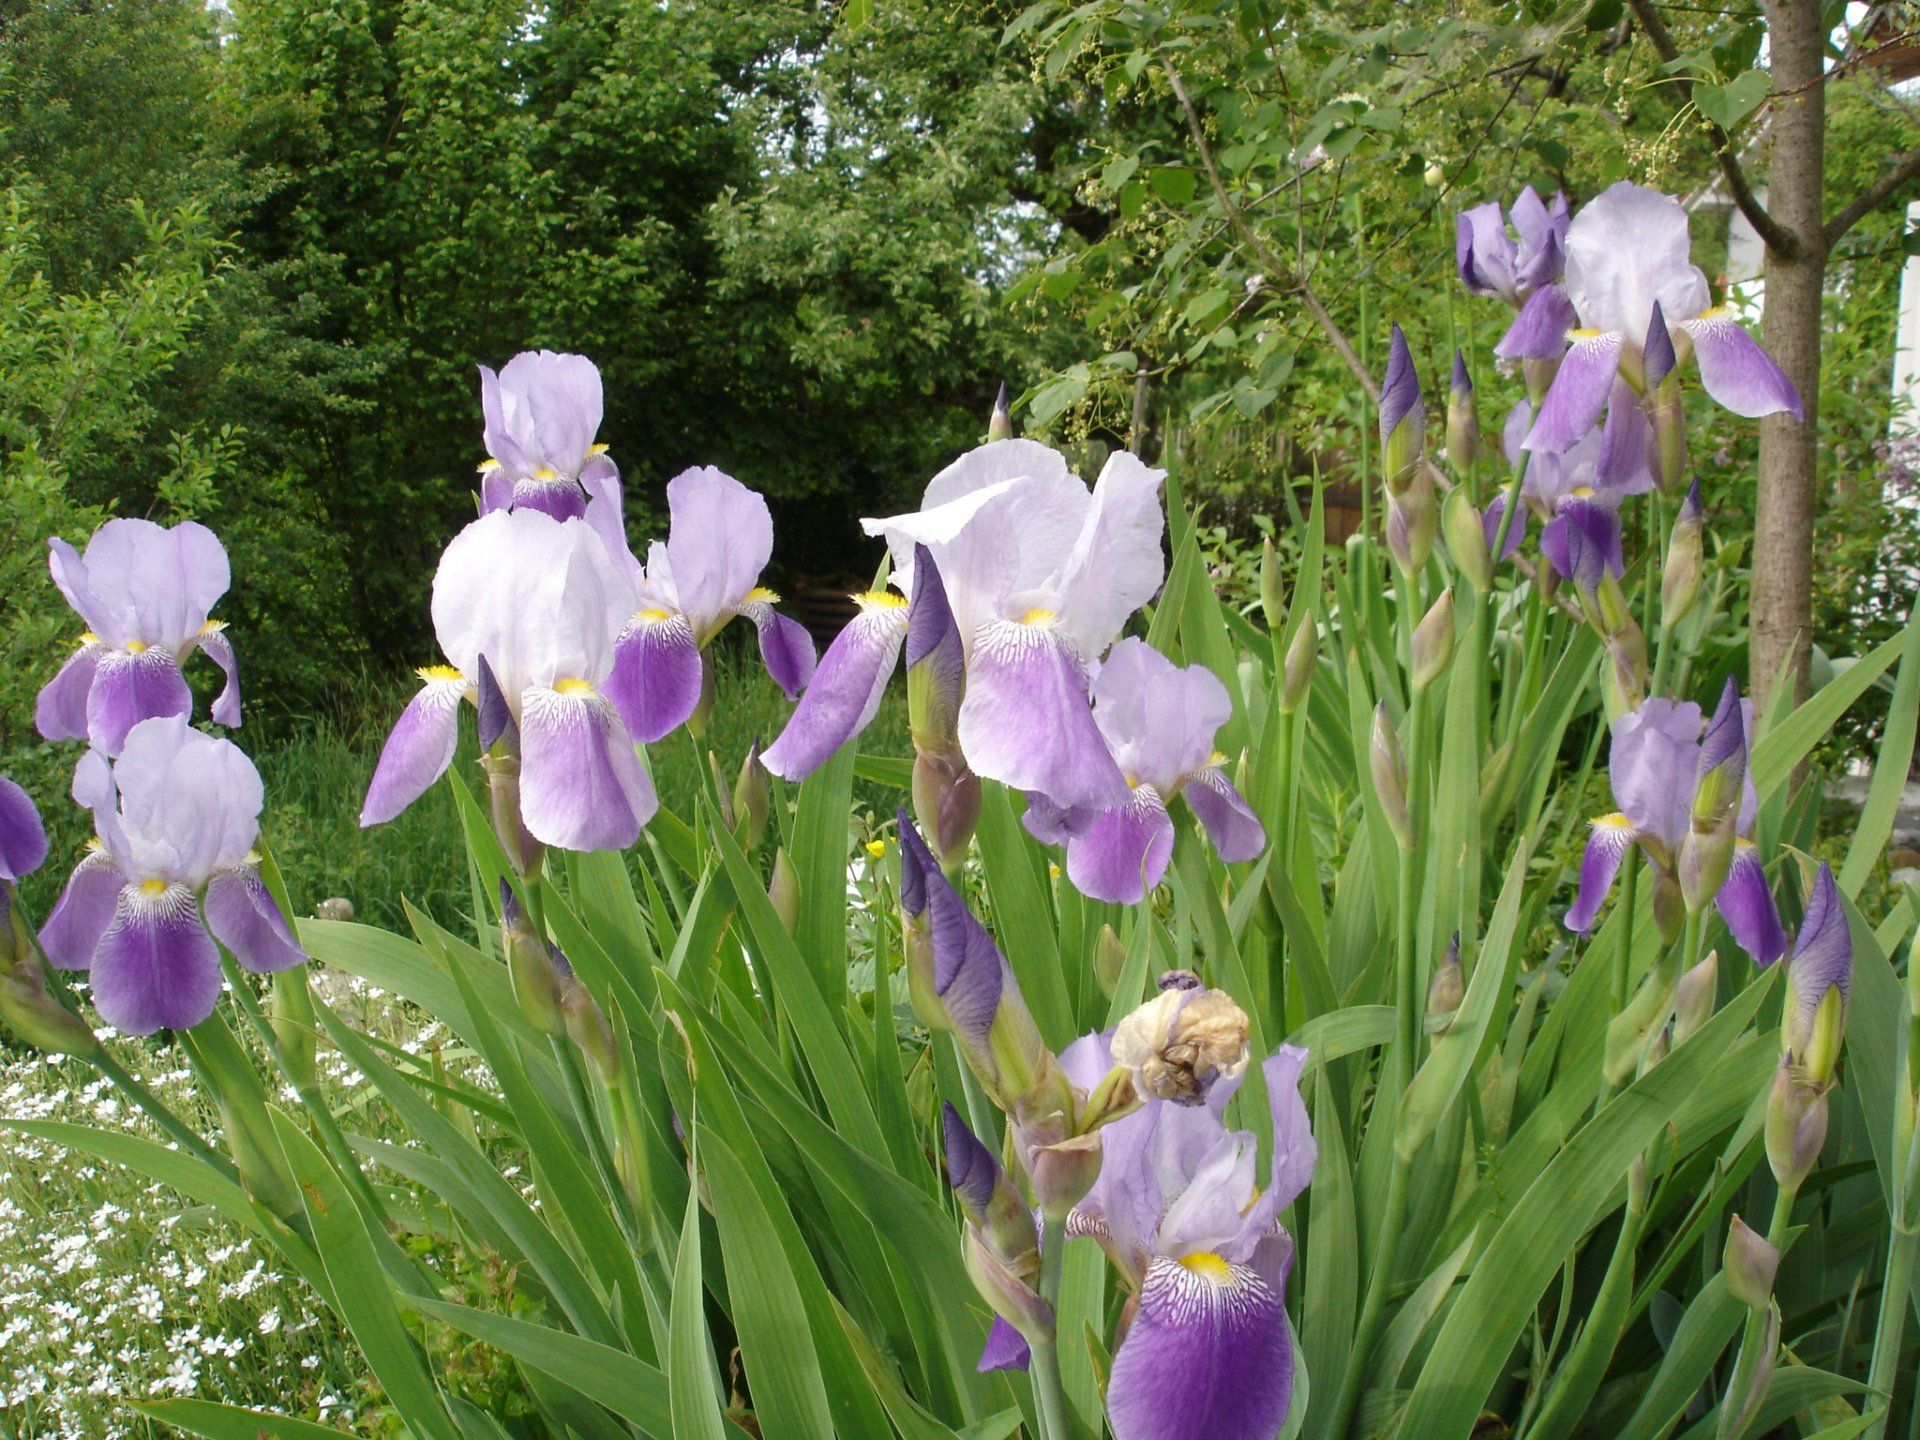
{"left": 1380, "top": 324, "right": 1425, "bottom": 490}
{"left": 1784, "top": 862, "right": 1851, "bottom": 1083}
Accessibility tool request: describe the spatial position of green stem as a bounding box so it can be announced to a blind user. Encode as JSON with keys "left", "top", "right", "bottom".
{"left": 87, "top": 1044, "right": 233, "bottom": 1175}
{"left": 1613, "top": 857, "right": 1640, "bottom": 1014}
{"left": 1722, "top": 1185, "right": 1799, "bottom": 1440}
{"left": 1523, "top": 1175, "right": 1648, "bottom": 1440}
{"left": 1864, "top": 1228, "right": 1916, "bottom": 1440}
{"left": 1029, "top": 1217, "right": 1076, "bottom": 1440}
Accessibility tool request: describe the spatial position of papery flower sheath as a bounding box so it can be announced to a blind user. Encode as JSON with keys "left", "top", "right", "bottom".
{"left": 862, "top": 439, "right": 1166, "bottom": 812}
{"left": 1021, "top": 639, "right": 1264, "bottom": 904}
{"left": 477, "top": 350, "right": 621, "bottom": 522}
{"left": 1522, "top": 183, "right": 1800, "bottom": 454}
{"left": 1565, "top": 686, "right": 1783, "bottom": 963}
{"left": 39, "top": 717, "right": 306, "bottom": 1035}
{"left": 36, "top": 519, "right": 241, "bottom": 757}
{"left": 1060, "top": 1030, "right": 1316, "bottom": 1440}
{"left": 601, "top": 467, "right": 817, "bottom": 743}
{"left": 360, "top": 508, "right": 656, "bottom": 852}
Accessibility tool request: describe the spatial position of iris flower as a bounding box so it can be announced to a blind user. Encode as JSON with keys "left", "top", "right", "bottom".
{"left": 39, "top": 716, "right": 306, "bottom": 1035}
{"left": 1566, "top": 684, "right": 1784, "bottom": 963}
{"left": 1059, "top": 1028, "right": 1316, "bottom": 1440}
{"left": 1457, "top": 186, "right": 1570, "bottom": 309}
{"left": 1518, "top": 183, "right": 1800, "bottom": 454}
{"left": 599, "top": 467, "right": 816, "bottom": 743}
{"left": 361, "top": 508, "right": 656, "bottom": 852}
{"left": 477, "top": 351, "right": 621, "bottom": 522}
{"left": 0, "top": 777, "right": 48, "bottom": 886}
{"left": 1022, "top": 639, "right": 1264, "bottom": 903}
{"left": 859, "top": 439, "right": 1166, "bottom": 813}
{"left": 36, "top": 519, "right": 241, "bottom": 757}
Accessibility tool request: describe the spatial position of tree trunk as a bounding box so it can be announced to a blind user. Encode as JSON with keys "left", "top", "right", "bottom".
{"left": 1752, "top": 0, "right": 1827, "bottom": 715}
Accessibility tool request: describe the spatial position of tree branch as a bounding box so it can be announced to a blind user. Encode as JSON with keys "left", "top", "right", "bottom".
{"left": 1165, "top": 62, "right": 1380, "bottom": 404}
{"left": 1826, "top": 145, "right": 1920, "bottom": 248}
{"left": 1623, "top": 0, "right": 1801, "bottom": 259}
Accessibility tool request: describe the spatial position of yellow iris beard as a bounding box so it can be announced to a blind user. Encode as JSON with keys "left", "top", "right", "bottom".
{"left": 1179, "top": 1251, "right": 1235, "bottom": 1285}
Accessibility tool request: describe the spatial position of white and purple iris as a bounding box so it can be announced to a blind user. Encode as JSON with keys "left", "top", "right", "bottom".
{"left": 360, "top": 507, "right": 657, "bottom": 852}
{"left": 477, "top": 350, "right": 622, "bottom": 523}
{"left": 847, "top": 439, "right": 1167, "bottom": 813}
{"left": 1566, "top": 681, "right": 1785, "bottom": 964}
{"left": 1511, "top": 182, "right": 1801, "bottom": 454}
{"left": 38, "top": 716, "right": 306, "bottom": 1036}
{"left": 36, "top": 519, "right": 242, "bottom": 758}
{"left": 1022, "top": 639, "right": 1264, "bottom": 904}
{"left": 1457, "top": 185, "right": 1570, "bottom": 311}
{"left": 600, "top": 467, "right": 817, "bottom": 743}
{"left": 1062, "top": 1030, "right": 1316, "bottom": 1440}
{"left": 1501, "top": 387, "right": 1655, "bottom": 596}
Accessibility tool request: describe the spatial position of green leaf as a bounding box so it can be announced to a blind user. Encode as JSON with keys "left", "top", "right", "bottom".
{"left": 414, "top": 1299, "right": 672, "bottom": 1438}
{"left": 1399, "top": 969, "right": 1778, "bottom": 1437}
{"left": 1693, "top": 69, "right": 1769, "bottom": 130}
{"left": 1150, "top": 166, "right": 1197, "bottom": 205}
{"left": 1751, "top": 628, "right": 1905, "bottom": 799}
{"left": 668, "top": 1143, "right": 731, "bottom": 1440}
{"left": 1102, "top": 154, "right": 1139, "bottom": 190}
{"left": 269, "top": 1110, "right": 462, "bottom": 1440}
{"left": 791, "top": 739, "right": 859, "bottom": 1005}
{"left": 134, "top": 1400, "right": 357, "bottom": 1440}
{"left": 1286, "top": 1006, "right": 1395, "bottom": 1067}
{"left": 1614, "top": 1278, "right": 1743, "bottom": 1440}
{"left": 1841, "top": 603, "right": 1920, "bottom": 895}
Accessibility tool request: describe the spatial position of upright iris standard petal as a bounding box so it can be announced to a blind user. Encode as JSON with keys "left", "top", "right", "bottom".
{"left": 763, "top": 593, "right": 909, "bottom": 780}
{"left": 1105, "top": 1254, "right": 1293, "bottom": 1440}
{"left": 1542, "top": 495, "right": 1623, "bottom": 592}
{"left": 1677, "top": 310, "right": 1804, "bottom": 420}
{"left": 606, "top": 612, "right": 703, "bottom": 744}
{"left": 958, "top": 618, "right": 1129, "bottom": 814}
{"left": 0, "top": 777, "right": 48, "bottom": 884}
{"left": 361, "top": 668, "right": 470, "bottom": 826}
{"left": 1457, "top": 186, "right": 1569, "bottom": 306}
{"left": 663, "top": 467, "right": 776, "bottom": 637}
{"left": 1185, "top": 768, "right": 1265, "bottom": 863}
{"left": 203, "top": 867, "right": 309, "bottom": 974}
{"left": 1609, "top": 698, "right": 1703, "bottom": 855}
{"left": 1561, "top": 183, "right": 1709, "bottom": 341}
{"left": 1717, "top": 841, "right": 1786, "bottom": 966}
{"left": 1093, "top": 640, "right": 1229, "bottom": 792}
{"left": 1565, "top": 814, "right": 1638, "bottom": 934}
{"left": 1066, "top": 785, "right": 1176, "bottom": 904}
{"left": 478, "top": 351, "right": 607, "bottom": 507}
{"left": 1481, "top": 494, "right": 1527, "bottom": 561}
{"left": 518, "top": 686, "right": 656, "bottom": 851}
{"left": 1053, "top": 452, "right": 1170, "bottom": 659}
{"left": 90, "top": 882, "right": 223, "bottom": 1036}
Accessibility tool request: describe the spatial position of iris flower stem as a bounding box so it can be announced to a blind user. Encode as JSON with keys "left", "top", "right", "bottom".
{"left": 1723, "top": 1184, "right": 1799, "bottom": 1440}
{"left": 1029, "top": 1217, "right": 1075, "bottom": 1440}
{"left": 1613, "top": 858, "right": 1640, "bottom": 1014}
{"left": 1865, "top": 1225, "right": 1916, "bottom": 1440}
{"left": 1523, "top": 1171, "right": 1647, "bottom": 1440}
{"left": 1392, "top": 672, "right": 1426, "bottom": 1078}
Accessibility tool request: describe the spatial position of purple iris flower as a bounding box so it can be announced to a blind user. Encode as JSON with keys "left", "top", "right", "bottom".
{"left": 598, "top": 467, "right": 817, "bottom": 743}
{"left": 1503, "top": 390, "right": 1653, "bottom": 593}
{"left": 1020, "top": 639, "right": 1264, "bottom": 904}
{"left": 1457, "top": 186, "right": 1569, "bottom": 307}
{"left": 38, "top": 716, "right": 306, "bottom": 1035}
{"left": 476, "top": 351, "right": 622, "bottom": 523}
{"left": 1565, "top": 688, "right": 1784, "bottom": 964}
{"left": 360, "top": 509, "right": 656, "bottom": 852}
{"left": 36, "top": 519, "right": 241, "bottom": 758}
{"left": 862, "top": 440, "right": 1166, "bottom": 813}
{"left": 1522, "top": 183, "right": 1801, "bottom": 454}
{"left": 0, "top": 777, "right": 49, "bottom": 885}
{"left": 1059, "top": 1030, "right": 1316, "bottom": 1440}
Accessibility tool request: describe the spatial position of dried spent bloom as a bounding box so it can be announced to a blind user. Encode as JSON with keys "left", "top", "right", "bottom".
{"left": 1110, "top": 984, "right": 1251, "bottom": 1107}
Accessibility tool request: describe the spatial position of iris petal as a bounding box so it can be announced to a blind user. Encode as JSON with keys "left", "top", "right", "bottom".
{"left": 204, "top": 866, "right": 308, "bottom": 974}
{"left": 1679, "top": 313, "right": 1803, "bottom": 421}
{"left": 605, "top": 612, "right": 702, "bottom": 744}
{"left": 35, "top": 642, "right": 99, "bottom": 743}
{"left": 1065, "top": 785, "right": 1176, "bottom": 904}
{"left": 957, "top": 619, "right": 1128, "bottom": 813}
{"left": 200, "top": 626, "right": 243, "bottom": 728}
{"left": 763, "top": 599, "right": 907, "bottom": 780}
{"left": 1565, "top": 816, "right": 1638, "bottom": 934}
{"left": 87, "top": 647, "right": 193, "bottom": 757}
{"left": 40, "top": 851, "right": 126, "bottom": 971}
{"left": 1185, "top": 768, "right": 1266, "bottom": 864}
{"left": 0, "top": 776, "right": 48, "bottom": 884}
{"left": 1106, "top": 1253, "right": 1294, "bottom": 1440}
{"left": 1716, "top": 842, "right": 1786, "bottom": 966}
{"left": 518, "top": 686, "right": 656, "bottom": 852}
{"left": 361, "top": 672, "right": 468, "bottom": 827}
{"left": 90, "top": 881, "right": 223, "bottom": 1035}
{"left": 1523, "top": 330, "right": 1626, "bottom": 454}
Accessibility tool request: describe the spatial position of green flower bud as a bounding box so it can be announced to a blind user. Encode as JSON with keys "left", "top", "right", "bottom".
{"left": 563, "top": 984, "right": 620, "bottom": 1085}
{"left": 1722, "top": 1214, "right": 1780, "bottom": 1311}
{"left": 769, "top": 848, "right": 801, "bottom": 936}
{"left": 732, "top": 741, "right": 769, "bottom": 849}
{"left": 1446, "top": 350, "right": 1479, "bottom": 471}
{"left": 1411, "top": 588, "right": 1456, "bottom": 692}
{"left": 1766, "top": 1055, "right": 1829, "bottom": 1192}
{"left": 1094, "top": 923, "right": 1128, "bottom": 1000}
{"left": 1260, "top": 536, "right": 1286, "bottom": 633}
{"left": 1661, "top": 481, "right": 1704, "bottom": 628}
{"left": 1027, "top": 1132, "right": 1103, "bottom": 1223}
{"left": 1672, "top": 950, "right": 1718, "bottom": 1046}
{"left": 987, "top": 381, "right": 1013, "bottom": 443}
{"left": 1443, "top": 488, "right": 1493, "bottom": 594}
{"left": 1281, "top": 618, "right": 1318, "bottom": 713}
{"left": 1427, "top": 932, "right": 1464, "bottom": 1024}
{"left": 1371, "top": 702, "right": 1412, "bottom": 852}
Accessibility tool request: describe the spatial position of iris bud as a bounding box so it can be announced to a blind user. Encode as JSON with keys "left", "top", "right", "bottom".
{"left": 1027, "top": 1133, "right": 1103, "bottom": 1222}
{"left": 1260, "top": 536, "right": 1286, "bottom": 633}
{"left": 963, "top": 1223, "right": 1052, "bottom": 1342}
{"left": 943, "top": 1103, "right": 1039, "bottom": 1272}
{"left": 1672, "top": 950, "right": 1718, "bottom": 1046}
{"left": 0, "top": 895, "right": 98, "bottom": 1057}
{"left": 1662, "top": 481, "right": 1704, "bottom": 628}
{"left": 1111, "top": 983, "right": 1250, "bottom": 1107}
{"left": 1723, "top": 1214, "right": 1780, "bottom": 1310}
{"left": 564, "top": 984, "right": 620, "bottom": 1084}
{"left": 1379, "top": 324, "right": 1425, "bottom": 493}
{"left": 1094, "top": 923, "right": 1127, "bottom": 999}
{"left": 732, "top": 741, "right": 769, "bottom": 849}
{"left": 1604, "top": 964, "right": 1679, "bottom": 1086}
{"left": 1446, "top": 350, "right": 1479, "bottom": 471}
{"left": 1677, "top": 818, "right": 1736, "bottom": 915}
{"left": 501, "top": 882, "right": 568, "bottom": 1038}
{"left": 1384, "top": 475, "right": 1436, "bottom": 574}
{"left": 481, "top": 752, "right": 542, "bottom": 876}
{"left": 1411, "top": 588, "right": 1455, "bottom": 692}
{"left": 1766, "top": 1055, "right": 1830, "bottom": 1191}
{"left": 1371, "top": 702, "right": 1413, "bottom": 851}
{"left": 1652, "top": 871, "right": 1686, "bottom": 945}
{"left": 1443, "top": 489, "right": 1493, "bottom": 594}
{"left": 1523, "top": 356, "right": 1559, "bottom": 409}
{"left": 987, "top": 381, "right": 1013, "bottom": 443}
{"left": 1281, "top": 618, "right": 1318, "bottom": 713}
{"left": 769, "top": 848, "right": 800, "bottom": 936}
{"left": 911, "top": 751, "right": 980, "bottom": 873}
{"left": 1645, "top": 305, "right": 1689, "bottom": 495}
{"left": 1427, "top": 933, "right": 1464, "bottom": 1024}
